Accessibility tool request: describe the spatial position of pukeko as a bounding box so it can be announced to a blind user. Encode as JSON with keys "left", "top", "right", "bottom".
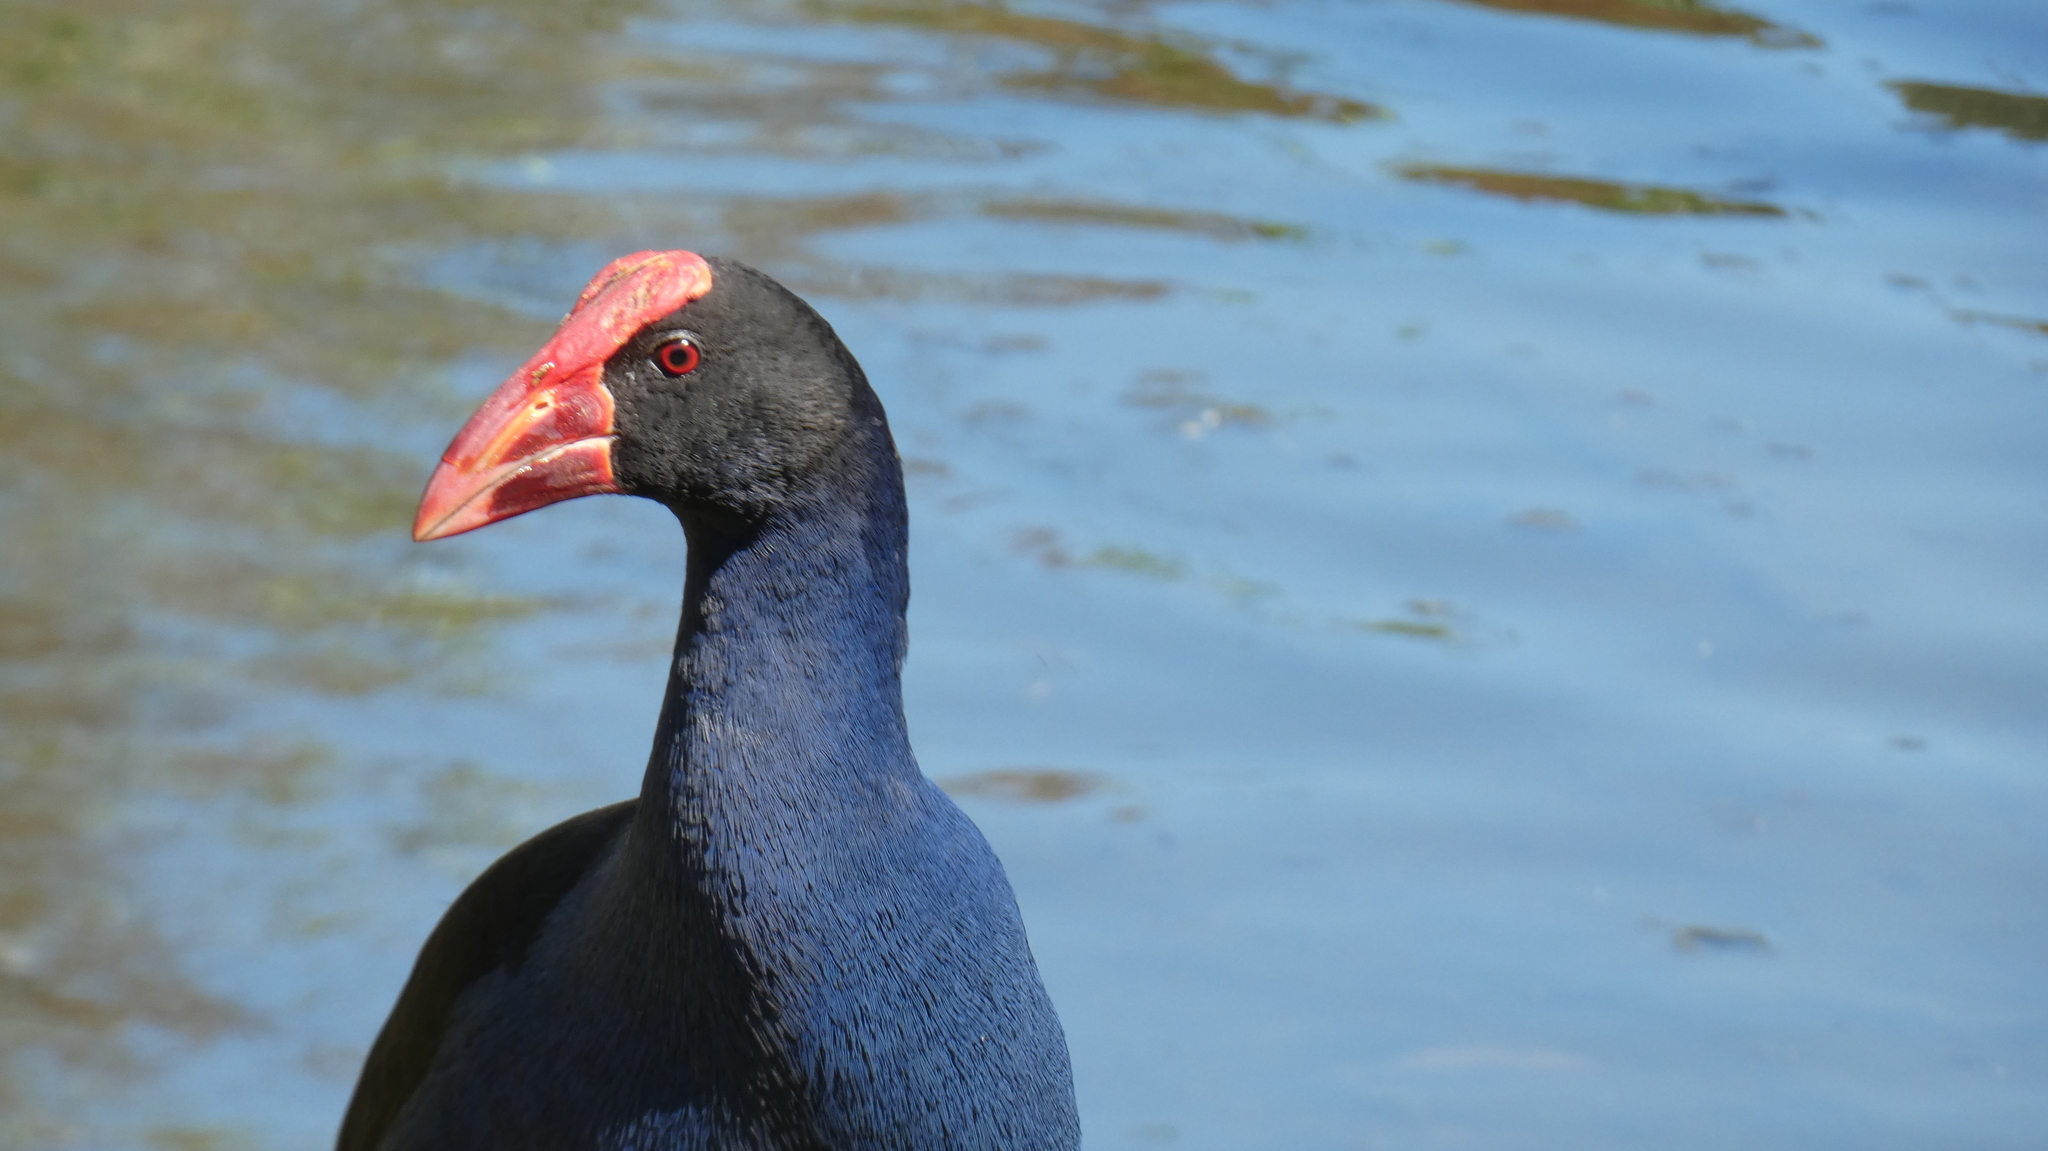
{"left": 338, "top": 251, "right": 1080, "bottom": 1151}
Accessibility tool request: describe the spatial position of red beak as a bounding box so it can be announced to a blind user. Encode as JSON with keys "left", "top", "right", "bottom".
{"left": 413, "top": 250, "right": 716, "bottom": 542}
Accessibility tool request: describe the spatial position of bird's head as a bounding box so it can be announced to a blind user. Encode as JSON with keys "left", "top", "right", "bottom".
{"left": 413, "top": 251, "right": 876, "bottom": 541}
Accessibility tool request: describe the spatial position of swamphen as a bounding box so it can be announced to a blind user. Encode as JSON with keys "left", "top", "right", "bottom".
{"left": 339, "top": 251, "right": 1080, "bottom": 1151}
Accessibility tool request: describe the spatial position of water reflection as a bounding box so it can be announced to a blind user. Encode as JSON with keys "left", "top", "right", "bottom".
{"left": 1950, "top": 309, "right": 2048, "bottom": 337}
{"left": 1671, "top": 924, "right": 1771, "bottom": 953}
{"left": 1011, "top": 529, "right": 1186, "bottom": 580}
{"left": 981, "top": 200, "right": 1306, "bottom": 244}
{"left": 1436, "top": 0, "right": 1819, "bottom": 45}
{"left": 827, "top": 1, "right": 1382, "bottom": 121}
{"left": 942, "top": 768, "right": 1108, "bottom": 803}
{"left": 4, "top": 0, "right": 2043, "bottom": 1145}
{"left": 1890, "top": 80, "right": 2048, "bottom": 142}
{"left": 1122, "top": 371, "right": 1275, "bottom": 433}
{"left": 0, "top": 0, "right": 670, "bottom": 1134}
{"left": 1394, "top": 163, "right": 1788, "bottom": 216}
{"left": 1, "top": 0, "right": 1370, "bottom": 1130}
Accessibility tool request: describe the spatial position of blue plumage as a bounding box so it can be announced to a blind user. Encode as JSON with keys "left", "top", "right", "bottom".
{"left": 341, "top": 256, "right": 1079, "bottom": 1150}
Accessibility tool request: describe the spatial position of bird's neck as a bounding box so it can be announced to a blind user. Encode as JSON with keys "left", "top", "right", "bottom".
{"left": 631, "top": 445, "right": 919, "bottom": 907}
{"left": 611, "top": 438, "right": 1076, "bottom": 1147}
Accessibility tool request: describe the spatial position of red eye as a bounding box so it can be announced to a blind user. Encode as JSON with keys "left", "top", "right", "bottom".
{"left": 654, "top": 337, "right": 701, "bottom": 377}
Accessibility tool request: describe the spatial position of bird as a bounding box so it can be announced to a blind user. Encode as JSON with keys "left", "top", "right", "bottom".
{"left": 338, "top": 250, "right": 1081, "bottom": 1151}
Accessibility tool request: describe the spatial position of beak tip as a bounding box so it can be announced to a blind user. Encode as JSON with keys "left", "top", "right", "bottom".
{"left": 412, "top": 466, "right": 457, "bottom": 542}
{"left": 410, "top": 500, "right": 469, "bottom": 543}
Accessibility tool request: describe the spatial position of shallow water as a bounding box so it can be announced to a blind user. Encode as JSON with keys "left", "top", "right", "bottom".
{"left": 1, "top": 0, "right": 2044, "bottom": 1147}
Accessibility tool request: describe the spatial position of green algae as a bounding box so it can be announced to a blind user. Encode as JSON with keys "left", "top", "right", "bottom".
{"left": 0, "top": 0, "right": 689, "bottom": 1133}
{"left": 1080, "top": 547, "right": 1186, "bottom": 579}
{"left": 386, "top": 762, "right": 550, "bottom": 857}
{"left": 1395, "top": 163, "right": 1788, "bottom": 217}
{"left": 1359, "top": 618, "right": 1457, "bottom": 640}
{"left": 1440, "top": 0, "right": 1819, "bottom": 46}
{"left": 981, "top": 199, "right": 1308, "bottom": 244}
{"left": 1950, "top": 309, "right": 2048, "bottom": 336}
{"left": 940, "top": 768, "right": 1107, "bottom": 803}
{"left": 1122, "top": 371, "right": 1276, "bottom": 434}
{"left": 1891, "top": 80, "right": 2048, "bottom": 143}
{"left": 831, "top": 1, "right": 1383, "bottom": 122}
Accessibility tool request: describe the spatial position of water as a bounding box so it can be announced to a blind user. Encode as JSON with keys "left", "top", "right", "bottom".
{"left": 1, "top": 0, "right": 2043, "bottom": 1147}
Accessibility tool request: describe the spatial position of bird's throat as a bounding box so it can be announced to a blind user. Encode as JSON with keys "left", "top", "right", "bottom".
{"left": 632, "top": 468, "right": 917, "bottom": 907}
{"left": 603, "top": 452, "right": 1075, "bottom": 1149}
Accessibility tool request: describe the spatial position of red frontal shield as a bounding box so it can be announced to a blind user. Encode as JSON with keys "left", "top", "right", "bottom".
{"left": 413, "top": 251, "right": 716, "bottom": 541}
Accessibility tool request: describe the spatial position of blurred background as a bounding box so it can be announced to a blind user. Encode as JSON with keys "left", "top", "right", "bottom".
{"left": 1, "top": 0, "right": 2044, "bottom": 1147}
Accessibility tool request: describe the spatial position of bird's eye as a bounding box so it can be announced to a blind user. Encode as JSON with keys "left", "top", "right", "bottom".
{"left": 654, "top": 336, "right": 701, "bottom": 377}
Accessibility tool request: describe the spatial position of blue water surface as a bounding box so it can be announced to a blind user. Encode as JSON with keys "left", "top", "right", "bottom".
{"left": 1, "top": 0, "right": 2043, "bottom": 1147}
